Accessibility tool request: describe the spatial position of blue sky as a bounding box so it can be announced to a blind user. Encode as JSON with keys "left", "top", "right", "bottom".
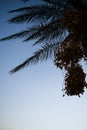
{"left": 0, "top": 0, "right": 87, "bottom": 130}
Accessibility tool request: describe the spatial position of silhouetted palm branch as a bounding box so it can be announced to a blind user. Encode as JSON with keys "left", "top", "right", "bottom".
{"left": 0, "top": 20, "right": 63, "bottom": 45}
{"left": 10, "top": 42, "right": 59, "bottom": 73}
{"left": 8, "top": 5, "right": 60, "bottom": 24}
{"left": 42, "top": 0, "right": 59, "bottom": 5}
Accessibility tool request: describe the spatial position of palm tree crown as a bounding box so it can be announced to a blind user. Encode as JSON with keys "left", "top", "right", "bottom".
{"left": 0, "top": 0, "right": 87, "bottom": 96}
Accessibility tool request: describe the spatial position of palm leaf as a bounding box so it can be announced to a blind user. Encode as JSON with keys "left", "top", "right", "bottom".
{"left": 8, "top": 5, "right": 60, "bottom": 24}
{"left": 8, "top": 5, "right": 53, "bottom": 13}
{"left": 10, "top": 42, "right": 59, "bottom": 73}
{"left": 0, "top": 20, "right": 63, "bottom": 45}
{"left": 0, "top": 29, "right": 31, "bottom": 41}
{"left": 42, "top": 0, "right": 59, "bottom": 5}
{"left": 23, "top": 20, "right": 63, "bottom": 43}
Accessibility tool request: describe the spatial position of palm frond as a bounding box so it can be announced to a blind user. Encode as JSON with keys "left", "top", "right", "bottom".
{"left": 8, "top": 6, "right": 33, "bottom": 13}
{"left": 8, "top": 5, "right": 60, "bottom": 24}
{"left": 0, "top": 20, "right": 63, "bottom": 45}
{"left": 23, "top": 20, "right": 63, "bottom": 44}
{"left": 42, "top": 0, "right": 59, "bottom": 5}
{"left": 0, "top": 29, "right": 30, "bottom": 41}
{"left": 9, "top": 5, "right": 50, "bottom": 13}
{"left": 10, "top": 42, "right": 59, "bottom": 73}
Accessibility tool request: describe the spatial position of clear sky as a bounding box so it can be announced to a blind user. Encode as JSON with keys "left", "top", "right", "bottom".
{"left": 0, "top": 1, "right": 87, "bottom": 130}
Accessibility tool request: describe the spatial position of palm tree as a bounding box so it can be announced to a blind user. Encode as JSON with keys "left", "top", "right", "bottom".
{"left": 0, "top": 0, "right": 87, "bottom": 96}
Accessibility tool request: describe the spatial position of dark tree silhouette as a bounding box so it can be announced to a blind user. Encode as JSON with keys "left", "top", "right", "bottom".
{"left": 0, "top": 0, "right": 87, "bottom": 96}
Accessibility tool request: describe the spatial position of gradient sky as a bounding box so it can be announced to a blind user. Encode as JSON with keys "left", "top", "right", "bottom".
{"left": 0, "top": 1, "right": 87, "bottom": 130}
